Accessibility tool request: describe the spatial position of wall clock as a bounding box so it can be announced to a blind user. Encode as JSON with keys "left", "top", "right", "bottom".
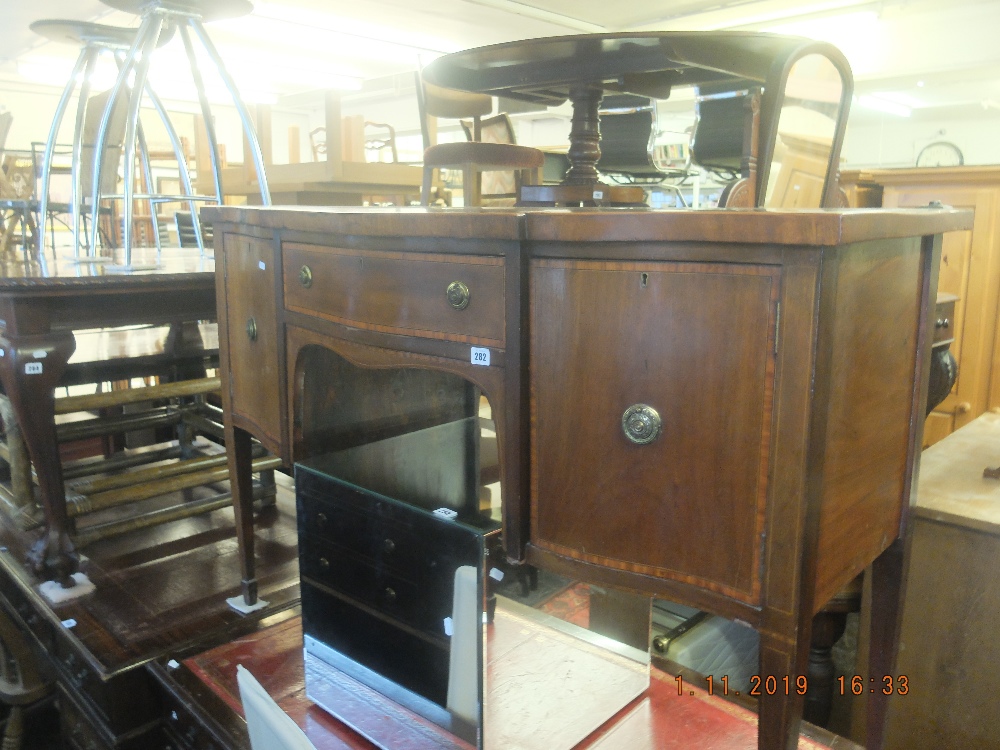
{"left": 916, "top": 141, "right": 964, "bottom": 167}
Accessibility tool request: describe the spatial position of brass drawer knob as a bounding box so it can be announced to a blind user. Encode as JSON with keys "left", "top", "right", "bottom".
{"left": 246, "top": 317, "right": 257, "bottom": 342}
{"left": 318, "top": 557, "right": 330, "bottom": 570}
{"left": 446, "top": 281, "right": 470, "bottom": 310}
{"left": 299, "top": 265, "right": 313, "bottom": 288}
{"left": 382, "top": 538, "right": 395, "bottom": 554}
{"left": 621, "top": 404, "right": 662, "bottom": 445}
{"left": 316, "top": 512, "right": 327, "bottom": 528}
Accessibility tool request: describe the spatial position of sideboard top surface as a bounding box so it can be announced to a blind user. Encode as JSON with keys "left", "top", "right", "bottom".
{"left": 204, "top": 205, "right": 972, "bottom": 247}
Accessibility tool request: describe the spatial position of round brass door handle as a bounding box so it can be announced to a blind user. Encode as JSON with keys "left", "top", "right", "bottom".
{"left": 957, "top": 402, "right": 972, "bottom": 414}
{"left": 299, "top": 265, "right": 313, "bottom": 288}
{"left": 246, "top": 317, "right": 257, "bottom": 342}
{"left": 446, "top": 281, "right": 470, "bottom": 310}
{"left": 621, "top": 404, "right": 662, "bottom": 445}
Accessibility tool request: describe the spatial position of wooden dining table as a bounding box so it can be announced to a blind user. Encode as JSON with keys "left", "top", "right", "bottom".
{"left": 0, "top": 247, "right": 216, "bottom": 586}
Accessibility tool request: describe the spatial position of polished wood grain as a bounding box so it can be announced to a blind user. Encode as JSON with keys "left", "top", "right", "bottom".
{"left": 208, "top": 204, "right": 969, "bottom": 750}
{"left": 210, "top": 208, "right": 526, "bottom": 604}
{"left": 881, "top": 412, "right": 1000, "bottom": 748}
{"left": 282, "top": 243, "right": 506, "bottom": 345}
{"left": 530, "top": 259, "right": 779, "bottom": 603}
{"left": 0, "top": 248, "right": 216, "bottom": 584}
{"left": 0, "top": 477, "right": 300, "bottom": 747}
{"left": 841, "top": 166, "right": 1000, "bottom": 446}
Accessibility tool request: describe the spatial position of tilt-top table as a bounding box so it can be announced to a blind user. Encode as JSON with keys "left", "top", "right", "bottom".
{"left": 420, "top": 32, "right": 852, "bottom": 208}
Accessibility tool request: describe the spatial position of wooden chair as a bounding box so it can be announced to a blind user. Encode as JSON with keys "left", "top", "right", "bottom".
{"left": 174, "top": 210, "right": 213, "bottom": 248}
{"left": 363, "top": 121, "right": 398, "bottom": 163}
{"left": 0, "top": 323, "right": 279, "bottom": 547}
{"left": 417, "top": 76, "right": 543, "bottom": 207}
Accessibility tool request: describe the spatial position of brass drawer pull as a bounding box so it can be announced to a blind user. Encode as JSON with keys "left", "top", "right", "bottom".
{"left": 382, "top": 538, "right": 395, "bottom": 554}
{"left": 446, "top": 281, "right": 470, "bottom": 310}
{"left": 299, "top": 265, "right": 313, "bottom": 288}
{"left": 316, "top": 512, "right": 327, "bottom": 528}
{"left": 621, "top": 404, "right": 662, "bottom": 445}
{"left": 246, "top": 317, "right": 257, "bottom": 342}
{"left": 318, "top": 557, "right": 330, "bottom": 571}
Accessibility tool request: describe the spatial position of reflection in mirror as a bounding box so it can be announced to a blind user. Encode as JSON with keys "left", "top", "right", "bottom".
{"left": 764, "top": 54, "right": 844, "bottom": 208}
{"left": 294, "top": 345, "right": 649, "bottom": 748}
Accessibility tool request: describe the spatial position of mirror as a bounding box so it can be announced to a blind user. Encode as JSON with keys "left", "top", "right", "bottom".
{"left": 294, "top": 345, "right": 648, "bottom": 749}
{"left": 764, "top": 54, "right": 845, "bottom": 208}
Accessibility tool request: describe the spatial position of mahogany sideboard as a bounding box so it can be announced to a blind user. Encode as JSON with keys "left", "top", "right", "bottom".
{"left": 205, "top": 204, "right": 971, "bottom": 750}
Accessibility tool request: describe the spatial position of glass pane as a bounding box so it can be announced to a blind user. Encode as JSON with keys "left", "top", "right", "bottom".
{"left": 764, "top": 54, "right": 844, "bottom": 208}
{"left": 295, "top": 345, "right": 648, "bottom": 749}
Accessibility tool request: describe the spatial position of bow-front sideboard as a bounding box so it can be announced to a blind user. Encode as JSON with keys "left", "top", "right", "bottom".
{"left": 206, "top": 204, "right": 970, "bottom": 750}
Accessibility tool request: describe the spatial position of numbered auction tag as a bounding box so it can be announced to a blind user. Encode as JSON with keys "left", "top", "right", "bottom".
{"left": 24, "top": 362, "right": 43, "bottom": 375}
{"left": 258, "top": 260, "right": 266, "bottom": 270}
{"left": 470, "top": 347, "right": 490, "bottom": 367}
{"left": 433, "top": 508, "right": 458, "bottom": 520}
{"left": 593, "top": 190, "right": 604, "bottom": 200}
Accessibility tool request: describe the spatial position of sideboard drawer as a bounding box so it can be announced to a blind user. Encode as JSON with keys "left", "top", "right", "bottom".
{"left": 282, "top": 243, "right": 505, "bottom": 346}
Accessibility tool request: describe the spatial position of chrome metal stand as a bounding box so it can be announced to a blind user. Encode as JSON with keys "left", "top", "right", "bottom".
{"left": 88, "top": 0, "right": 270, "bottom": 269}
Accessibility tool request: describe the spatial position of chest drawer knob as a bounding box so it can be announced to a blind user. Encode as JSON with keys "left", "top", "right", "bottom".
{"left": 316, "top": 512, "right": 327, "bottom": 528}
{"left": 446, "top": 281, "right": 471, "bottom": 310}
{"left": 383, "top": 587, "right": 397, "bottom": 603}
{"left": 246, "top": 317, "right": 257, "bottom": 341}
{"left": 318, "top": 557, "right": 330, "bottom": 571}
{"left": 622, "top": 404, "right": 662, "bottom": 445}
{"left": 383, "top": 538, "right": 396, "bottom": 554}
{"left": 299, "top": 265, "right": 313, "bottom": 288}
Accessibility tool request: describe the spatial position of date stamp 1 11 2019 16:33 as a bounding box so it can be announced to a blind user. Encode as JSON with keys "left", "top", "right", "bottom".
{"left": 674, "top": 674, "right": 909, "bottom": 698}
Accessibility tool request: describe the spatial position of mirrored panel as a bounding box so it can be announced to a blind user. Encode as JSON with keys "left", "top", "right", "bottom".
{"left": 764, "top": 54, "right": 845, "bottom": 208}
{"left": 295, "top": 346, "right": 649, "bottom": 749}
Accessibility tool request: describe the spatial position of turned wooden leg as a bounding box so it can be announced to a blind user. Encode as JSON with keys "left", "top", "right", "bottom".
{"left": 225, "top": 421, "right": 258, "bottom": 606}
{"left": 0, "top": 332, "right": 77, "bottom": 585}
{"left": 805, "top": 575, "right": 863, "bottom": 727}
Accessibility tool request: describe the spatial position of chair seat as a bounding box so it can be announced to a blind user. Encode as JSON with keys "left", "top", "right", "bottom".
{"left": 100, "top": 0, "right": 254, "bottom": 22}
{"left": 30, "top": 19, "right": 177, "bottom": 49}
{"left": 424, "top": 142, "right": 544, "bottom": 170}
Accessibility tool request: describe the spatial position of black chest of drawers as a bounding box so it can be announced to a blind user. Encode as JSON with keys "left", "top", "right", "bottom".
{"left": 295, "top": 437, "right": 500, "bottom": 745}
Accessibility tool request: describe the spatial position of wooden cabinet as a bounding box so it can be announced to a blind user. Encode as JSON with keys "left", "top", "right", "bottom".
{"left": 884, "top": 412, "right": 1000, "bottom": 748}
{"left": 208, "top": 205, "right": 970, "bottom": 750}
{"left": 841, "top": 167, "right": 1000, "bottom": 446}
{"left": 216, "top": 231, "right": 285, "bottom": 455}
{"left": 530, "top": 259, "right": 780, "bottom": 604}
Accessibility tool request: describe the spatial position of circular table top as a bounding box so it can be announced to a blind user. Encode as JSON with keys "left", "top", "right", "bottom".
{"left": 99, "top": 0, "right": 253, "bottom": 22}
{"left": 421, "top": 30, "right": 837, "bottom": 107}
{"left": 30, "top": 19, "right": 139, "bottom": 48}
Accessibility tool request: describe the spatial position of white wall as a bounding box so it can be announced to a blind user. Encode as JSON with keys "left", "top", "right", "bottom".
{"left": 841, "top": 111, "right": 1000, "bottom": 169}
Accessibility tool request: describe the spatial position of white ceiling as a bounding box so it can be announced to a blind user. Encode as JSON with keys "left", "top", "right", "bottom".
{"left": 3, "top": 0, "right": 1000, "bottom": 123}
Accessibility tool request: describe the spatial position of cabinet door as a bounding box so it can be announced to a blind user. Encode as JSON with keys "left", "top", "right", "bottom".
{"left": 882, "top": 184, "right": 999, "bottom": 444}
{"left": 530, "top": 259, "right": 780, "bottom": 604}
{"left": 221, "top": 233, "right": 283, "bottom": 449}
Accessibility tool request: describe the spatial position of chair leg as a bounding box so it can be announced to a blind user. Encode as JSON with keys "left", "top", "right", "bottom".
{"left": 463, "top": 164, "right": 481, "bottom": 207}
{"left": 421, "top": 166, "right": 433, "bottom": 206}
